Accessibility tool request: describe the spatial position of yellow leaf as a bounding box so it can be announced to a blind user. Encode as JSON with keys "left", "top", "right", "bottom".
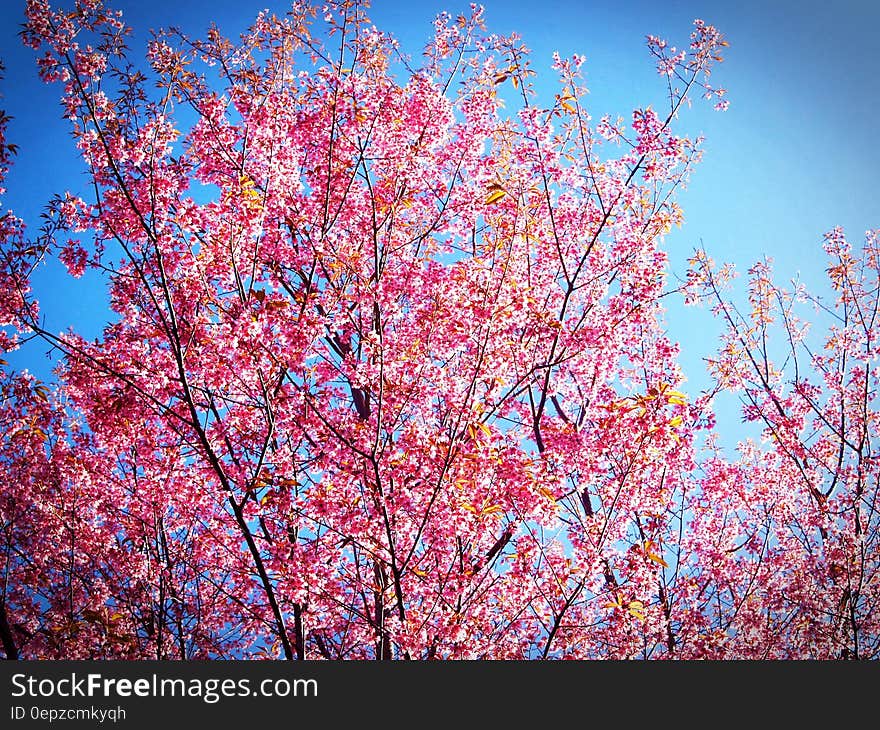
{"left": 485, "top": 189, "right": 507, "bottom": 205}
{"left": 538, "top": 486, "right": 556, "bottom": 502}
{"left": 668, "top": 416, "right": 683, "bottom": 428}
{"left": 560, "top": 100, "right": 576, "bottom": 113}
{"left": 627, "top": 602, "right": 646, "bottom": 620}
{"left": 413, "top": 568, "right": 428, "bottom": 577}
{"left": 644, "top": 541, "right": 669, "bottom": 568}
{"left": 461, "top": 503, "right": 477, "bottom": 513}
{"left": 482, "top": 504, "right": 503, "bottom": 515}
{"left": 477, "top": 422, "right": 492, "bottom": 438}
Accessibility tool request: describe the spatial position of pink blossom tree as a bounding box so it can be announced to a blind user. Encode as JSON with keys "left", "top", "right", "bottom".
{"left": 0, "top": 0, "right": 875, "bottom": 659}
{"left": 681, "top": 233, "right": 880, "bottom": 658}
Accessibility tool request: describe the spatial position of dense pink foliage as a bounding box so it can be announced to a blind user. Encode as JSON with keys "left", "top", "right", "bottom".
{"left": 0, "top": 0, "right": 876, "bottom": 659}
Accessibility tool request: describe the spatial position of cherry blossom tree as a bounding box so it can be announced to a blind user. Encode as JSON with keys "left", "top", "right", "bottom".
{"left": 0, "top": 0, "right": 875, "bottom": 659}
{"left": 681, "top": 233, "right": 880, "bottom": 659}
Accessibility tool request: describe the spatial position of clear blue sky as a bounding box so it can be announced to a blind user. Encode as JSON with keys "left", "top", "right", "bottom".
{"left": 1, "top": 0, "right": 878, "bottom": 429}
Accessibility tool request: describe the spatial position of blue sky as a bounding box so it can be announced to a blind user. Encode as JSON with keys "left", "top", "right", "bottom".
{"left": 1, "top": 0, "right": 877, "bottom": 434}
